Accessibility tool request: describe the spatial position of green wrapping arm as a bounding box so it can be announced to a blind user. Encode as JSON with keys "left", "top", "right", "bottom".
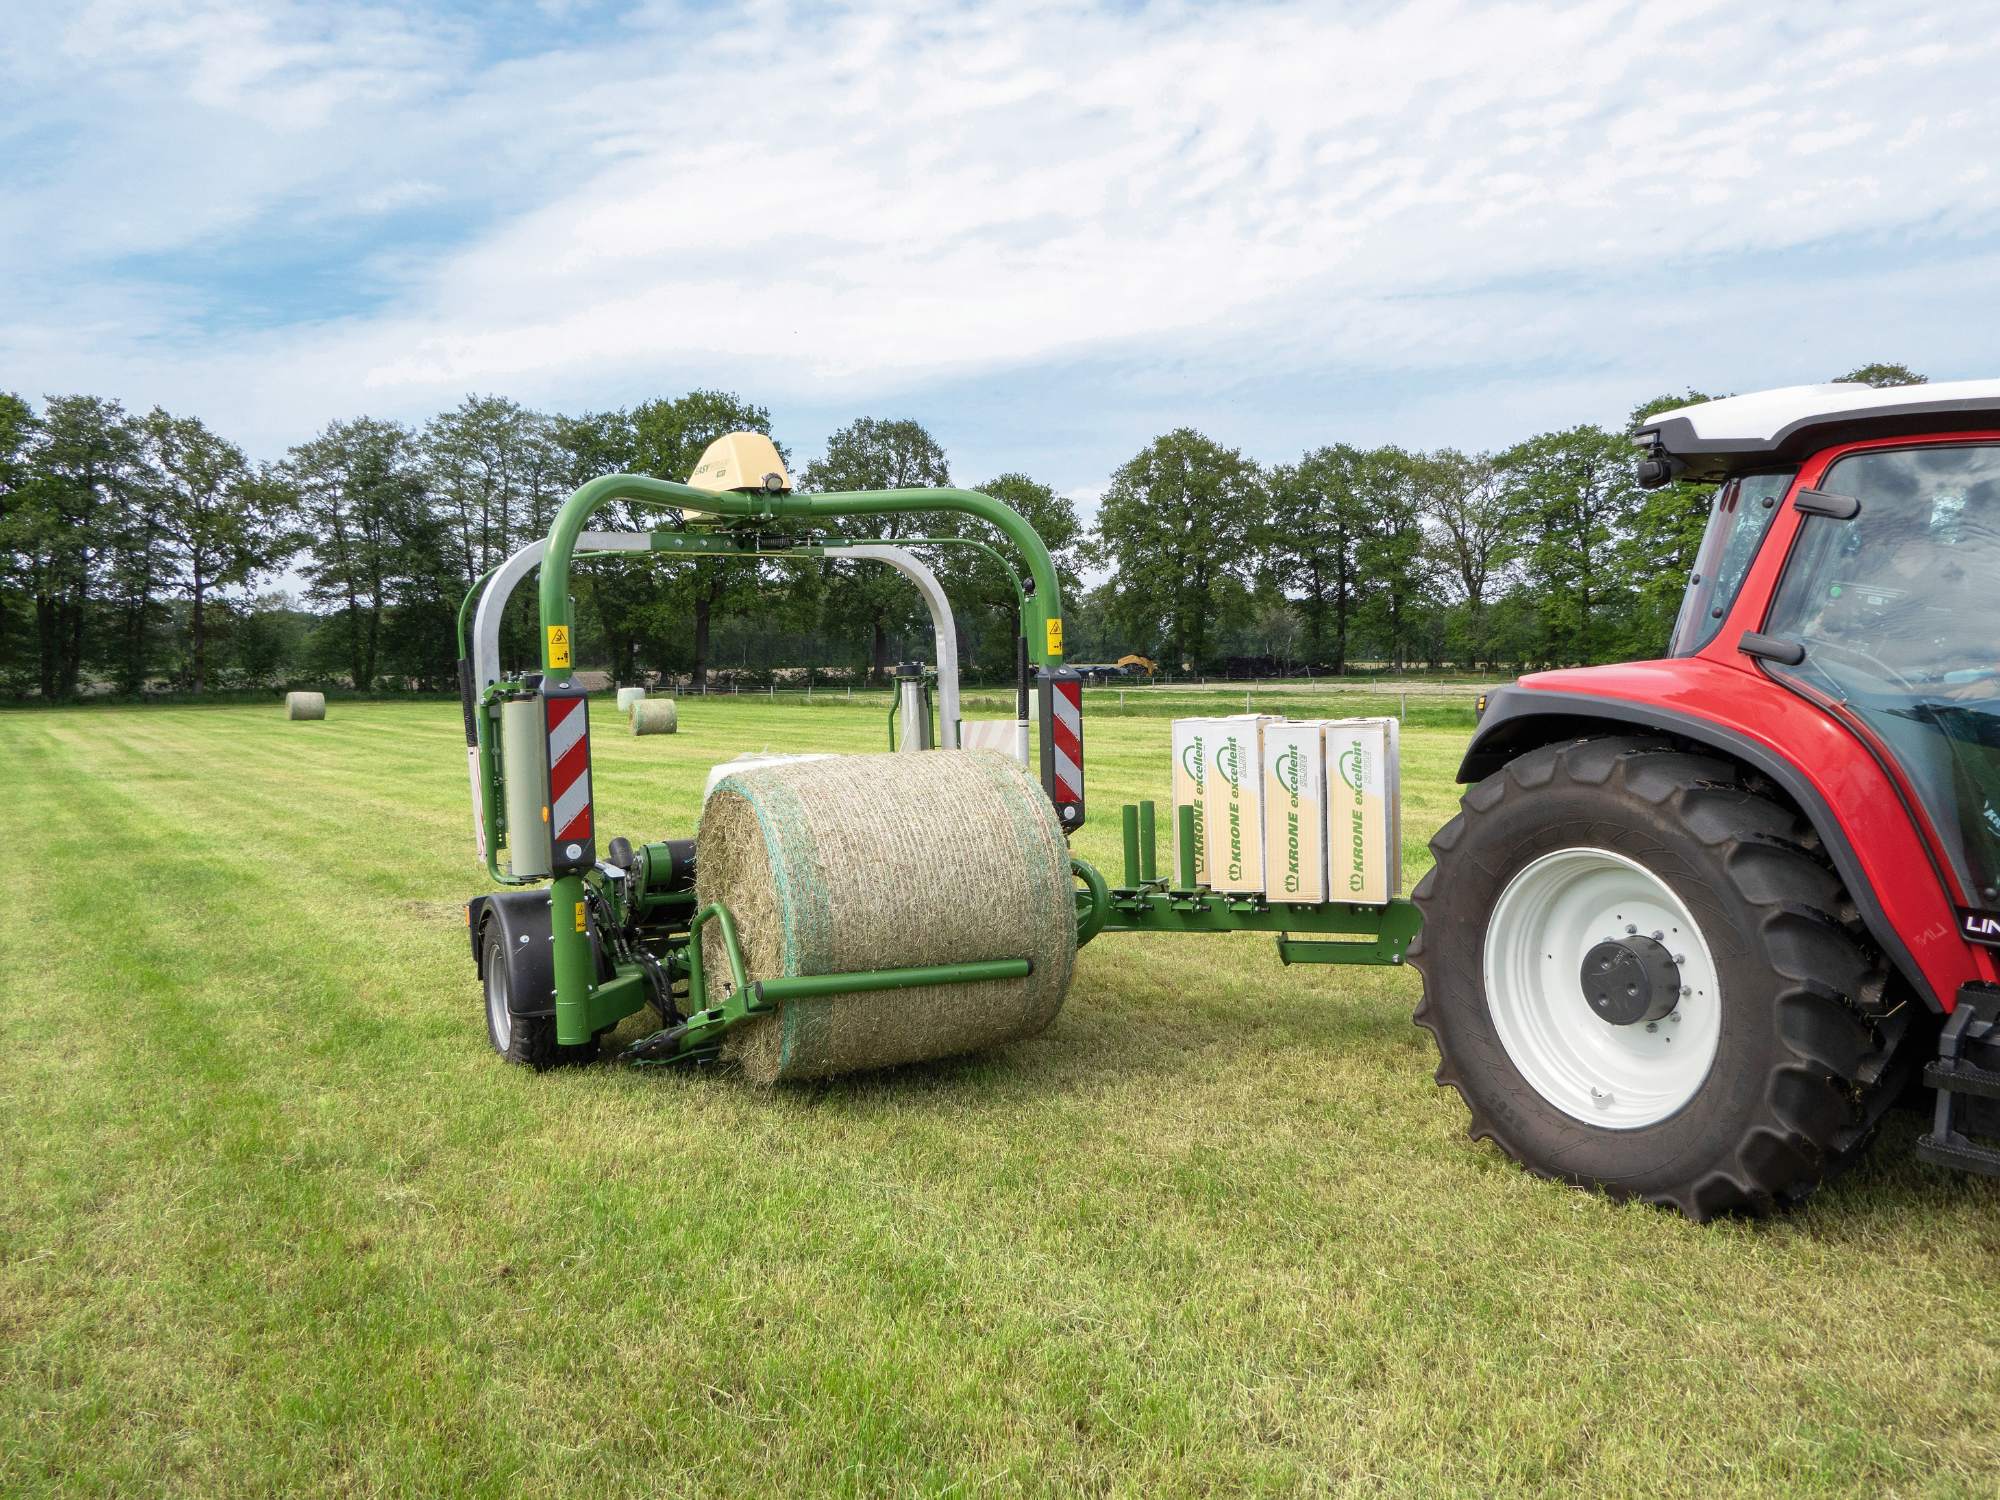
{"left": 526, "top": 475, "right": 1068, "bottom": 1047}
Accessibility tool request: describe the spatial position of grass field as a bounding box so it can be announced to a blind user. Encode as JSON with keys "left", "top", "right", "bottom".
{"left": 3, "top": 695, "right": 1998, "bottom": 1496}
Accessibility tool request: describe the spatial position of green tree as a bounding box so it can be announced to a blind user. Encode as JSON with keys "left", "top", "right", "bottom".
{"left": 802, "top": 417, "right": 952, "bottom": 682}
{"left": 1837, "top": 362, "right": 1926, "bottom": 388}
{"left": 1092, "top": 429, "right": 1263, "bottom": 671}
{"left": 1414, "top": 449, "right": 1508, "bottom": 667}
{"left": 99, "top": 476, "right": 167, "bottom": 694}
{"left": 1623, "top": 389, "right": 1723, "bottom": 653}
{"left": 1356, "top": 447, "right": 1435, "bottom": 672}
{"left": 284, "top": 419, "right": 434, "bottom": 692}
{"left": 422, "top": 395, "right": 564, "bottom": 585}
{"left": 1257, "top": 445, "right": 1371, "bottom": 671}
{"left": 628, "top": 390, "right": 781, "bottom": 687}
{"left": 140, "top": 409, "right": 293, "bottom": 693}
{"left": 928, "top": 472, "right": 1083, "bottom": 679}
{"left": 546, "top": 409, "right": 648, "bottom": 682}
{"left": 1495, "top": 426, "right": 1642, "bottom": 665}
{"left": 16, "top": 396, "right": 144, "bottom": 698}
{"left": 229, "top": 592, "right": 311, "bottom": 685}
{"left": 0, "top": 393, "right": 41, "bottom": 683}
{"left": 1065, "top": 579, "right": 1117, "bottom": 662}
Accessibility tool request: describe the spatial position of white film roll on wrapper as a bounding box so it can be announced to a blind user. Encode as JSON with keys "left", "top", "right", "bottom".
{"left": 501, "top": 697, "right": 552, "bottom": 879}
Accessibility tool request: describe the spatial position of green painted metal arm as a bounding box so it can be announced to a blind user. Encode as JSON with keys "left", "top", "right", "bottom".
{"left": 625, "top": 892, "right": 1035, "bottom": 1065}
{"left": 534, "top": 476, "right": 1065, "bottom": 681}
{"left": 896, "top": 535, "right": 1030, "bottom": 618}
{"left": 531, "top": 475, "right": 1064, "bottom": 1048}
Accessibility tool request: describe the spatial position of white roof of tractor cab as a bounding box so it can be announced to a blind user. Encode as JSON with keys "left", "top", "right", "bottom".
{"left": 1635, "top": 379, "right": 2000, "bottom": 481}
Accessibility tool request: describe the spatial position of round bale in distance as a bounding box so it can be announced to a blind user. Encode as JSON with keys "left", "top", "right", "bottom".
{"left": 630, "top": 698, "right": 678, "bottom": 734}
{"left": 616, "top": 686, "right": 647, "bottom": 714}
{"left": 284, "top": 691, "right": 326, "bottom": 721}
{"left": 696, "top": 749, "right": 1076, "bottom": 1083}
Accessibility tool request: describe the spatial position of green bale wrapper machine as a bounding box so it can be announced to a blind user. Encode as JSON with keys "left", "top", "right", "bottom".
{"left": 458, "top": 432, "right": 1421, "bottom": 1075}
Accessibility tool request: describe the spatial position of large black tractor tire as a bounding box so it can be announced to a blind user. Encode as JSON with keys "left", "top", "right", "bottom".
{"left": 1410, "top": 735, "right": 1909, "bottom": 1220}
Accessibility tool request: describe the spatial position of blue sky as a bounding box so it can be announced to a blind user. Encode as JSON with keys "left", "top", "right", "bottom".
{"left": 4, "top": 0, "right": 1996, "bottom": 512}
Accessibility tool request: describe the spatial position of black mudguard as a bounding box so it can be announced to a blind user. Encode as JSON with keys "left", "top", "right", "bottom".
{"left": 466, "top": 890, "right": 558, "bottom": 1018}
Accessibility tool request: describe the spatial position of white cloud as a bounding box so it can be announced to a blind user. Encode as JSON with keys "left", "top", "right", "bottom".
{"left": 3, "top": 0, "right": 1998, "bottom": 483}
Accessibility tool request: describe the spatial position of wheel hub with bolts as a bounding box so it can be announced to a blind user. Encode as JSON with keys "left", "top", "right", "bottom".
{"left": 1580, "top": 934, "right": 1681, "bottom": 1026}
{"left": 1482, "top": 846, "right": 1722, "bottom": 1130}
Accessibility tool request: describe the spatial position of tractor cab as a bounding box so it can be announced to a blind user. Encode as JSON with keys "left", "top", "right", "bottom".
{"left": 1647, "top": 383, "right": 2000, "bottom": 930}
{"left": 1418, "top": 379, "right": 2000, "bottom": 1216}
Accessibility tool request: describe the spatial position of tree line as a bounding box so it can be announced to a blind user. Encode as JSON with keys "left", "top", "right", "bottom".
{"left": 0, "top": 363, "right": 1923, "bottom": 699}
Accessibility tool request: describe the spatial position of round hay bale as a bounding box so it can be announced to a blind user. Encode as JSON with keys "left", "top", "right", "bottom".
{"left": 630, "top": 698, "right": 677, "bottom": 734}
{"left": 284, "top": 691, "right": 326, "bottom": 721}
{"left": 616, "top": 686, "right": 647, "bottom": 714}
{"left": 696, "top": 750, "right": 1076, "bottom": 1083}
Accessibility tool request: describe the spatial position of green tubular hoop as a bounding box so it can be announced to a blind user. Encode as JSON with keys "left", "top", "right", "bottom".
{"left": 1073, "top": 857, "right": 1110, "bottom": 947}
{"left": 534, "top": 477, "right": 1065, "bottom": 682}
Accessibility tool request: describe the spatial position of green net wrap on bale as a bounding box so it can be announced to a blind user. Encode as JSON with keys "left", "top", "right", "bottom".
{"left": 696, "top": 750, "right": 1076, "bottom": 1083}
{"left": 630, "top": 699, "right": 677, "bottom": 734}
{"left": 616, "top": 686, "right": 646, "bottom": 714}
{"left": 284, "top": 691, "right": 326, "bottom": 720}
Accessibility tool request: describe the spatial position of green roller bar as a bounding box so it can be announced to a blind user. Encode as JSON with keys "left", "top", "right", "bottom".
{"left": 752, "top": 958, "right": 1031, "bottom": 1006}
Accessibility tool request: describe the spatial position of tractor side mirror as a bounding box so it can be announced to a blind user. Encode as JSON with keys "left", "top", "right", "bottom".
{"left": 1636, "top": 454, "right": 1678, "bottom": 489}
{"left": 1794, "top": 489, "right": 1861, "bottom": 519}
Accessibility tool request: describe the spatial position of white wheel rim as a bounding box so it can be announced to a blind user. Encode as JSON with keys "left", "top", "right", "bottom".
{"left": 1483, "top": 847, "right": 1721, "bottom": 1129}
{"left": 486, "top": 960, "right": 513, "bottom": 1052}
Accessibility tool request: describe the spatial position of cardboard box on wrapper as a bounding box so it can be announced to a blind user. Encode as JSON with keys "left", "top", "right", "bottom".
{"left": 1203, "top": 716, "right": 1277, "bottom": 892}
{"left": 1172, "top": 716, "right": 1272, "bottom": 890}
{"left": 1262, "top": 720, "right": 1328, "bottom": 903}
{"left": 1324, "top": 717, "right": 1401, "bottom": 904}
{"left": 1170, "top": 719, "right": 1213, "bottom": 886}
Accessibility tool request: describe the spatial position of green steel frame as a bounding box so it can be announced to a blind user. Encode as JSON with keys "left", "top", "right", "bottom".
{"left": 455, "top": 527, "right": 1037, "bottom": 893}
{"left": 468, "top": 476, "right": 1068, "bottom": 1053}
{"left": 463, "top": 470, "right": 1420, "bottom": 1070}
{"left": 1090, "top": 800, "right": 1422, "bottom": 967}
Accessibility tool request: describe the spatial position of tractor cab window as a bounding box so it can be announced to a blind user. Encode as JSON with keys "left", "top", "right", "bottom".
{"left": 1763, "top": 443, "right": 2000, "bottom": 909}
{"left": 1670, "top": 470, "right": 1796, "bottom": 655}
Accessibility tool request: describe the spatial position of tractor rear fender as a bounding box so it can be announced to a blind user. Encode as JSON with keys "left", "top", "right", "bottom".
{"left": 1462, "top": 661, "right": 1986, "bottom": 1014}
{"left": 467, "top": 890, "right": 558, "bottom": 1018}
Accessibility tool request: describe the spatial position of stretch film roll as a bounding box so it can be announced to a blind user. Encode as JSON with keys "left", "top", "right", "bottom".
{"left": 501, "top": 698, "right": 552, "bottom": 879}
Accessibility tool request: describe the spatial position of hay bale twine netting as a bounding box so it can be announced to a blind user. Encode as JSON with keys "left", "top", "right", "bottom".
{"left": 616, "top": 686, "right": 647, "bottom": 714}
{"left": 630, "top": 698, "right": 678, "bottom": 735}
{"left": 696, "top": 749, "right": 1076, "bottom": 1083}
{"left": 284, "top": 691, "right": 326, "bottom": 721}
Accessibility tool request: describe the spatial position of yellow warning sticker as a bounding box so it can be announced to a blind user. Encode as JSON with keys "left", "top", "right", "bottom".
{"left": 546, "top": 624, "right": 572, "bottom": 668}
{"left": 1046, "top": 617, "right": 1064, "bottom": 655}
{"left": 574, "top": 901, "right": 587, "bottom": 933}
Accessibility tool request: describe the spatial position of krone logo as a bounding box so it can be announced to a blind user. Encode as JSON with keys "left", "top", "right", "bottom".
{"left": 1277, "top": 745, "right": 1302, "bottom": 799}
{"left": 1338, "top": 743, "right": 1366, "bottom": 793}
{"left": 1215, "top": 740, "right": 1242, "bottom": 791}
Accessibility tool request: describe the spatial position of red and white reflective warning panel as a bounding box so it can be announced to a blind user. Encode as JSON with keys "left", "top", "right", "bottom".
{"left": 543, "top": 684, "right": 595, "bottom": 874}
{"left": 1037, "top": 669, "right": 1086, "bottom": 832}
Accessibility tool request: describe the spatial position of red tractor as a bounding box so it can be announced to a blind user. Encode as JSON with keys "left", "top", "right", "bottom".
{"left": 1412, "top": 381, "right": 2000, "bottom": 1217}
